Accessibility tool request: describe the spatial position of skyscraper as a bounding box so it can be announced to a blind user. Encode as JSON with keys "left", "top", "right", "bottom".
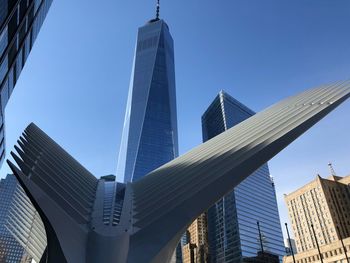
{"left": 0, "top": 0, "right": 53, "bottom": 167}
{"left": 0, "top": 174, "right": 46, "bottom": 262}
{"left": 202, "top": 91, "right": 285, "bottom": 262}
{"left": 117, "top": 5, "right": 178, "bottom": 183}
{"left": 116, "top": 5, "right": 181, "bottom": 261}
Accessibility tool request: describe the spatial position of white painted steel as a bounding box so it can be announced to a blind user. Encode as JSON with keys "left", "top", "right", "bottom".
{"left": 7, "top": 81, "right": 350, "bottom": 263}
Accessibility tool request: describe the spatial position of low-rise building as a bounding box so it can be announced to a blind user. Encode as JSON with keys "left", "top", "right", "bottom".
{"left": 284, "top": 172, "right": 350, "bottom": 253}
{"left": 284, "top": 166, "right": 350, "bottom": 263}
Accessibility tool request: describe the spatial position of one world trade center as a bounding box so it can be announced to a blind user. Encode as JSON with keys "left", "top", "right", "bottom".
{"left": 117, "top": 4, "right": 179, "bottom": 183}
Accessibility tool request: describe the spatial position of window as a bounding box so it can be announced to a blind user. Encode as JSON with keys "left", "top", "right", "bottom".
{"left": 18, "top": 21, "right": 26, "bottom": 45}
{"left": 8, "top": 9, "right": 18, "bottom": 41}
{"left": 8, "top": 39, "right": 17, "bottom": 65}
{"left": 19, "top": 0, "right": 28, "bottom": 22}
{"left": 28, "top": 5, "right": 34, "bottom": 26}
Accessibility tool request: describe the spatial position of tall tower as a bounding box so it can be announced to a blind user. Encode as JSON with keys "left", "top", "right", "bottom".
{"left": 117, "top": 2, "right": 178, "bottom": 183}
{"left": 0, "top": 0, "right": 53, "bottom": 167}
{"left": 202, "top": 91, "right": 285, "bottom": 262}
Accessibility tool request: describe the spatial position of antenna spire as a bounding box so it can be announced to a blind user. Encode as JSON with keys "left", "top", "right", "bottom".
{"left": 328, "top": 162, "right": 337, "bottom": 177}
{"left": 156, "top": 0, "right": 160, "bottom": 20}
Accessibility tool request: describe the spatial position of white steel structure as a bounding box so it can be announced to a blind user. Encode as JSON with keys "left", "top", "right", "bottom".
{"left": 7, "top": 81, "right": 350, "bottom": 263}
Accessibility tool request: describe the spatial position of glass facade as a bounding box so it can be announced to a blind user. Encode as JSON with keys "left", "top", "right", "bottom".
{"left": 0, "top": 0, "right": 53, "bottom": 167}
{"left": 0, "top": 174, "right": 30, "bottom": 262}
{"left": 102, "top": 180, "right": 126, "bottom": 227}
{"left": 117, "top": 19, "right": 178, "bottom": 183}
{"left": 202, "top": 91, "right": 285, "bottom": 262}
{"left": 117, "top": 18, "right": 181, "bottom": 262}
{"left": 0, "top": 174, "right": 47, "bottom": 262}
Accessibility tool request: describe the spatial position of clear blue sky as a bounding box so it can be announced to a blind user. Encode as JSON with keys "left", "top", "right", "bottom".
{"left": 1, "top": 0, "right": 350, "bottom": 237}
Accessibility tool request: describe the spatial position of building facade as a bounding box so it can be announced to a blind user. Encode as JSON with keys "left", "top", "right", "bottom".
{"left": 283, "top": 236, "right": 350, "bottom": 263}
{"left": 202, "top": 91, "right": 285, "bottom": 262}
{"left": 116, "top": 11, "right": 181, "bottom": 262}
{"left": 182, "top": 213, "right": 210, "bottom": 263}
{"left": 117, "top": 16, "right": 178, "bottom": 183}
{"left": 0, "top": 0, "right": 53, "bottom": 167}
{"left": 0, "top": 174, "right": 30, "bottom": 262}
{"left": 0, "top": 174, "right": 46, "bottom": 262}
{"left": 284, "top": 173, "right": 350, "bottom": 254}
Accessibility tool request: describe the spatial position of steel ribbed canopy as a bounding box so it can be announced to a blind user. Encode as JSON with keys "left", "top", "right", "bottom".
{"left": 7, "top": 81, "right": 350, "bottom": 263}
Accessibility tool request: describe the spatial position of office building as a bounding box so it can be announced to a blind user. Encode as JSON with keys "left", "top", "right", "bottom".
{"left": 7, "top": 82, "right": 350, "bottom": 262}
{"left": 202, "top": 90, "right": 285, "bottom": 262}
{"left": 116, "top": 5, "right": 181, "bottom": 261}
{"left": 284, "top": 170, "right": 350, "bottom": 255}
{"left": 182, "top": 213, "right": 209, "bottom": 263}
{"left": 0, "top": 174, "right": 46, "bottom": 262}
{"left": 0, "top": 175, "right": 30, "bottom": 262}
{"left": 5, "top": 175, "right": 46, "bottom": 261}
{"left": 117, "top": 5, "right": 178, "bottom": 183}
{"left": 0, "top": 0, "right": 53, "bottom": 167}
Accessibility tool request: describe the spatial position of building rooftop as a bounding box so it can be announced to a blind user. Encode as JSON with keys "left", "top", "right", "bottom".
{"left": 284, "top": 170, "right": 350, "bottom": 198}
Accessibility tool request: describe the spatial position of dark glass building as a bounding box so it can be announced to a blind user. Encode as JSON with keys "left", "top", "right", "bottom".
{"left": 0, "top": 174, "right": 46, "bottom": 262}
{"left": 0, "top": 175, "right": 31, "bottom": 262}
{"left": 0, "top": 0, "right": 53, "bottom": 167}
{"left": 117, "top": 17, "right": 178, "bottom": 183}
{"left": 202, "top": 91, "right": 285, "bottom": 262}
{"left": 116, "top": 12, "right": 181, "bottom": 262}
